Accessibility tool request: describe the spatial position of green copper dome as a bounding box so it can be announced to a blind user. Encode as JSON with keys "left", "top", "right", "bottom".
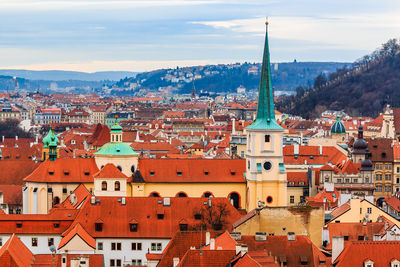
{"left": 43, "top": 127, "right": 59, "bottom": 148}
{"left": 331, "top": 114, "right": 346, "bottom": 134}
{"left": 95, "top": 142, "right": 138, "bottom": 156}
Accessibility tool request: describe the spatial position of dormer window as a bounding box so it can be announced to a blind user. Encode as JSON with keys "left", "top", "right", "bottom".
{"left": 84, "top": 172, "right": 90, "bottom": 176}
{"left": 391, "top": 259, "right": 400, "bottom": 267}
{"left": 16, "top": 223, "right": 22, "bottom": 228}
{"left": 53, "top": 223, "right": 60, "bottom": 228}
{"left": 150, "top": 171, "right": 155, "bottom": 176}
{"left": 364, "top": 259, "right": 374, "bottom": 267}
{"left": 264, "top": 135, "right": 270, "bottom": 142}
{"left": 179, "top": 223, "right": 188, "bottom": 231}
{"left": 95, "top": 222, "right": 103, "bottom": 232}
{"left": 177, "top": 171, "right": 182, "bottom": 176}
{"left": 130, "top": 223, "right": 138, "bottom": 232}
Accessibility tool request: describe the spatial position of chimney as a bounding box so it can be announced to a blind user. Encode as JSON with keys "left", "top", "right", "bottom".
{"left": 319, "top": 145, "right": 323, "bottom": 155}
{"left": 332, "top": 236, "right": 344, "bottom": 263}
{"left": 255, "top": 232, "right": 267, "bottom": 241}
{"left": 210, "top": 238, "right": 215, "bottom": 250}
{"left": 287, "top": 232, "right": 295, "bottom": 241}
{"left": 90, "top": 196, "right": 95, "bottom": 205}
{"left": 235, "top": 244, "right": 242, "bottom": 255}
{"left": 294, "top": 144, "right": 299, "bottom": 155}
{"left": 205, "top": 232, "right": 210, "bottom": 245}
{"left": 121, "top": 197, "right": 126, "bottom": 206}
{"left": 240, "top": 244, "right": 248, "bottom": 257}
{"left": 173, "top": 257, "right": 180, "bottom": 267}
{"left": 15, "top": 136, "right": 18, "bottom": 141}
{"left": 230, "top": 232, "right": 242, "bottom": 241}
{"left": 35, "top": 135, "right": 38, "bottom": 144}
{"left": 1, "top": 136, "right": 4, "bottom": 143}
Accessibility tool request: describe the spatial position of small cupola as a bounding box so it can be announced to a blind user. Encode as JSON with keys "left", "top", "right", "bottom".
{"left": 330, "top": 114, "right": 346, "bottom": 135}
{"left": 110, "top": 115, "right": 123, "bottom": 143}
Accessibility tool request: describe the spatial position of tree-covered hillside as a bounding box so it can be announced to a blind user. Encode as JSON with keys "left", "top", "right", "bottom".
{"left": 277, "top": 39, "right": 400, "bottom": 118}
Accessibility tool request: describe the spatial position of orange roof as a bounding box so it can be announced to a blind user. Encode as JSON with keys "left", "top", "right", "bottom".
{"left": 138, "top": 159, "right": 245, "bottom": 183}
{"left": 177, "top": 249, "right": 236, "bottom": 267}
{"left": 230, "top": 253, "right": 264, "bottom": 267}
{"left": 23, "top": 158, "right": 99, "bottom": 183}
{"left": 203, "top": 231, "right": 236, "bottom": 250}
{"left": 334, "top": 241, "right": 400, "bottom": 266}
{"left": 286, "top": 172, "right": 308, "bottom": 186}
{"left": 61, "top": 184, "right": 91, "bottom": 209}
{"left": 284, "top": 145, "right": 347, "bottom": 166}
{"left": 58, "top": 223, "right": 96, "bottom": 250}
{"left": 0, "top": 234, "right": 34, "bottom": 267}
{"left": 0, "top": 185, "right": 22, "bottom": 205}
{"left": 93, "top": 164, "right": 128, "bottom": 179}
{"left": 383, "top": 194, "right": 400, "bottom": 212}
{"left": 0, "top": 160, "right": 39, "bottom": 185}
{"left": 330, "top": 203, "right": 351, "bottom": 218}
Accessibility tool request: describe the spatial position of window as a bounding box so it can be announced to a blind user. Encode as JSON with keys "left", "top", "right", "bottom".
{"left": 290, "top": 196, "right": 294, "bottom": 204}
{"left": 0, "top": 238, "right": 2, "bottom": 246}
{"left": 264, "top": 135, "right": 270, "bottom": 142}
{"left": 95, "top": 223, "right": 103, "bottom": 232}
{"left": 16, "top": 223, "right": 22, "bottom": 228}
{"left": 365, "top": 177, "right": 369, "bottom": 183}
{"left": 32, "top": 238, "right": 38, "bottom": 247}
{"left": 358, "top": 236, "right": 364, "bottom": 240}
{"left": 385, "top": 174, "right": 392, "bottom": 180}
{"left": 194, "top": 214, "right": 202, "bottom": 220}
{"left": 98, "top": 242, "right": 103, "bottom": 250}
{"left": 386, "top": 186, "right": 392, "bottom": 192}
{"left": 397, "top": 167, "right": 400, "bottom": 173}
{"left": 367, "top": 208, "right": 372, "bottom": 214}
{"left": 345, "top": 178, "right": 350, "bottom": 183}
{"left": 130, "top": 223, "right": 138, "bottom": 232}
{"left": 376, "top": 174, "right": 382, "bottom": 181}
{"left": 266, "top": 196, "right": 273, "bottom": 204}
{"left": 151, "top": 242, "right": 162, "bottom": 251}
{"left": 180, "top": 224, "right": 188, "bottom": 231}
{"left": 111, "top": 242, "right": 122, "bottom": 251}
{"left": 376, "top": 186, "right": 382, "bottom": 192}
{"left": 102, "top": 181, "right": 107, "bottom": 191}
{"left": 62, "top": 188, "right": 67, "bottom": 194}
{"left": 337, "top": 178, "right": 342, "bottom": 183}
{"left": 353, "top": 179, "right": 358, "bottom": 183}
{"left": 157, "top": 214, "right": 164, "bottom": 220}
{"left": 48, "top": 238, "right": 54, "bottom": 246}
{"left": 117, "top": 166, "right": 122, "bottom": 172}
{"left": 386, "top": 164, "right": 392, "bottom": 170}
{"left": 115, "top": 181, "right": 120, "bottom": 191}
{"left": 256, "top": 163, "right": 262, "bottom": 173}
{"left": 343, "top": 236, "right": 349, "bottom": 241}
{"left": 325, "top": 177, "right": 329, "bottom": 182}
{"left": 110, "top": 259, "right": 122, "bottom": 267}
{"left": 53, "top": 223, "right": 60, "bottom": 228}
{"left": 131, "top": 242, "right": 142, "bottom": 251}
{"left": 132, "top": 259, "right": 142, "bottom": 266}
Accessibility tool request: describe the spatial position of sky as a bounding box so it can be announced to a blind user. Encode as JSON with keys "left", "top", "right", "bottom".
{"left": 0, "top": 0, "right": 400, "bottom": 72}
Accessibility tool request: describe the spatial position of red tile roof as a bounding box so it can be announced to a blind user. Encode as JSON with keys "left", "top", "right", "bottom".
{"left": 0, "top": 160, "right": 40, "bottom": 185}
{"left": 23, "top": 158, "right": 99, "bottom": 183}
{"left": 58, "top": 223, "right": 96, "bottom": 250}
{"left": 383, "top": 194, "right": 400, "bottom": 212}
{"left": 0, "top": 185, "right": 22, "bottom": 205}
{"left": 286, "top": 172, "right": 308, "bottom": 186}
{"left": 93, "top": 163, "right": 128, "bottom": 179}
{"left": 158, "top": 231, "right": 223, "bottom": 267}
{"left": 238, "top": 235, "right": 330, "bottom": 267}
{"left": 0, "top": 234, "right": 34, "bottom": 267}
{"left": 330, "top": 203, "right": 351, "bottom": 218}
{"left": 176, "top": 249, "right": 236, "bottom": 267}
{"left": 61, "top": 184, "right": 91, "bottom": 209}
{"left": 138, "top": 159, "right": 245, "bottom": 183}
{"left": 230, "top": 253, "right": 264, "bottom": 266}
{"left": 334, "top": 241, "right": 400, "bottom": 266}
{"left": 64, "top": 197, "right": 242, "bottom": 239}
{"left": 283, "top": 145, "right": 347, "bottom": 166}
{"left": 87, "top": 124, "right": 110, "bottom": 147}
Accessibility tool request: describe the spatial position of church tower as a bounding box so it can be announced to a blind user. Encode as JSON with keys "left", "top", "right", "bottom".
{"left": 245, "top": 21, "right": 287, "bottom": 210}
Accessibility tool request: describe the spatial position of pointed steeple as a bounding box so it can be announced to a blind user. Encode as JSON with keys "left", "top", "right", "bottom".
{"left": 247, "top": 20, "right": 282, "bottom": 130}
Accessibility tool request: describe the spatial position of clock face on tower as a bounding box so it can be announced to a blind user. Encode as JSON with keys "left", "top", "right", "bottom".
{"left": 263, "top": 161, "right": 272, "bottom": 171}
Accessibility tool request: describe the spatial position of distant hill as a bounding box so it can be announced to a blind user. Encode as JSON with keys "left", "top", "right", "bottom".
{"left": 0, "top": 69, "right": 137, "bottom": 81}
{"left": 116, "top": 62, "right": 349, "bottom": 94}
{"left": 277, "top": 39, "right": 400, "bottom": 118}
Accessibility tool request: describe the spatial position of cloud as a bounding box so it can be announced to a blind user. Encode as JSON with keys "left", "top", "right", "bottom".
{"left": 0, "top": 59, "right": 240, "bottom": 72}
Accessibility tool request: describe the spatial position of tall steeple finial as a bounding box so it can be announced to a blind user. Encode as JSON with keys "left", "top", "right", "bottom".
{"left": 247, "top": 19, "right": 282, "bottom": 130}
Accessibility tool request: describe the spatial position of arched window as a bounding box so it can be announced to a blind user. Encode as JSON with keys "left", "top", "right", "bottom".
{"left": 149, "top": 192, "right": 161, "bottom": 197}
{"left": 176, "top": 192, "right": 188, "bottom": 198}
{"left": 102, "top": 181, "right": 107, "bottom": 191}
{"left": 131, "top": 165, "right": 135, "bottom": 173}
{"left": 115, "top": 181, "right": 120, "bottom": 191}
{"left": 53, "top": 196, "right": 60, "bottom": 206}
{"left": 202, "top": 192, "right": 213, "bottom": 198}
{"left": 229, "top": 192, "right": 240, "bottom": 209}
{"left": 117, "top": 166, "right": 122, "bottom": 172}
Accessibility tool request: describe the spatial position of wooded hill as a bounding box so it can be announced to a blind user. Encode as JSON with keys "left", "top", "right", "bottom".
{"left": 277, "top": 39, "right": 400, "bottom": 118}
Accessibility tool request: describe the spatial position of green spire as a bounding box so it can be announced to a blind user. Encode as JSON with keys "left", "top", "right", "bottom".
{"left": 43, "top": 126, "right": 58, "bottom": 148}
{"left": 247, "top": 21, "right": 282, "bottom": 130}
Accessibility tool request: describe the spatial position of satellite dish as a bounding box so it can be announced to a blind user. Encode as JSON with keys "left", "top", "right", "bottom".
{"left": 49, "top": 244, "right": 56, "bottom": 253}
